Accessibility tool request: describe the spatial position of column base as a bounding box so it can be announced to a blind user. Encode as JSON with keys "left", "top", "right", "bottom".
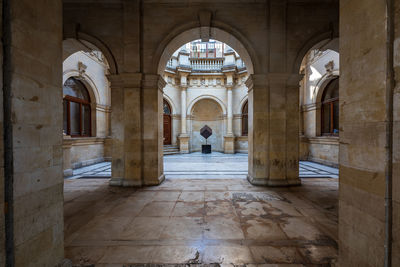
{"left": 247, "top": 174, "right": 301, "bottom": 187}
{"left": 178, "top": 134, "right": 190, "bottom": 154}
{"left": 224, "top": 135, "right": 235, "bottom": 154}
{"left": 144, "top": 174, "right": 165, "bottom": 186}
{"left": 110, "top": 175, "right": 165, "bottom": 187}
{"left": 109, "top": 177, "right": 143, "bottom": 187}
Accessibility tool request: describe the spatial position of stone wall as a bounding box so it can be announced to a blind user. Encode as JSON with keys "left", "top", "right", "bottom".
{"left": 300, "top": 137, "right": 339, "bottom": 167}
{"left": 393, "top": 0, "right": 400, "bottom": 264}
{"left": 9, "top": 0, "right": 64, "bottom": 266}
{"left": 234, "top": 136, "right": 248, "bottom": 153}
{"left": 0, "top": 0, "right": 4, "bottom": 265}
{"left": 339, "top": 0, "right": 389, "bottom": 265}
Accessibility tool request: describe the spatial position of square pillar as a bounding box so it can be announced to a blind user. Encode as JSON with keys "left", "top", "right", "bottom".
{"left": 142, "top": 74, "right": 166, "bottom": 185}
{"left": 246, "top": 74, "right": 301, "bottom": 186}
{"left": 109, "top": 73, "right": 143, "bottom": 187}
{"left": 246, "top": 74, "right": 270, "bottom": 184}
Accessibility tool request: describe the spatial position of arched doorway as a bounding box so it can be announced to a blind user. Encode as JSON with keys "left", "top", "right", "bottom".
{"left": 163, "top": 99, "right": 172, "bottom": 145}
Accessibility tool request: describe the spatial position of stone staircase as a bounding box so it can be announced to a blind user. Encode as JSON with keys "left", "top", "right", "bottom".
{"left": 163, "top": 145, "right": 180, "bottom": 155}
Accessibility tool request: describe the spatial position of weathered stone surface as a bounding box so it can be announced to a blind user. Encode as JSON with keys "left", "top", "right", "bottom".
{"left": 65, "top": 177, "right": 338, "bottom": 265}
{"left": 339, "top": 0, "right": 394, "bottom": 266}
{"left": 9, "top": 0, "right": 64, "bottom": 266}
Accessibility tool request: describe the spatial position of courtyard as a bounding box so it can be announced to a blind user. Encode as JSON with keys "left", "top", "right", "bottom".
{"left": 66, "top": 153, "right": 339, "bottom": 180}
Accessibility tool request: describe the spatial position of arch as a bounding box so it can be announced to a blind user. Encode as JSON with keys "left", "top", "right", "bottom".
{"left": 239, "top": 95, "right": 249, "bottom": 115}
{"left": 314, "top": 71, "right": 340, "bottom": 103}
{"left": 63, "top": 32, "right": 118, "bottom": 75}
{"left": 163, "top": 94, "right": 177, "bottom": 115}
{"left": 292, "top": 31, "right": 339, "bottom": 74}
{"left": 155, "top": 25, "right": 256, "bottom": 75}
{"left": 187, "top": 95, "right": 227, "bottom": 116}
{"left": 63, "top": 70, "right": 101, "bottom": 106}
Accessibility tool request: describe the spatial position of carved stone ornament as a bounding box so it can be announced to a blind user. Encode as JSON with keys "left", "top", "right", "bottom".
{"left": 325, "top": 60, "right": 335, "bottom": 73}
{"left": 78, "top": 61, "right": 87, "bottom": 76}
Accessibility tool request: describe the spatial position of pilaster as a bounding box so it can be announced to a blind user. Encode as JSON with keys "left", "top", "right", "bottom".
{"left": 246, "top": 73, "right": 302, "bottom": 186}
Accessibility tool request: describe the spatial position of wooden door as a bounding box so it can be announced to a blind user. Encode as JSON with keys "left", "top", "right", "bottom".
{"left": 163, "top": 114, "right": 171, "bottom": 145}
{"left": 163, "top": 100, "right": 172, "bottom": 145}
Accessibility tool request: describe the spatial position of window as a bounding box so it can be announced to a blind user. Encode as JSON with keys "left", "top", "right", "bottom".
{"left": 242, "top": 100, "right": 248, "bottom": 136}
{"left": 163, "top": 99, "right": 171, "bottom": 115}
{"left": 321, "top": 78, "right": 339, "bottom": 135}
{"left": 63, "top": 77, "right": 91, "bottom": 137}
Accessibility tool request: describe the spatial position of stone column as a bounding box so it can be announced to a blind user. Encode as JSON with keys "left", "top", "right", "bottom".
{"left": 178, "top": 72, "right": 190, "bottom": 153}
{"left": 246, "top": 74, "right": 301, "bottom": 186}
{"left": 224, "top": 72, "right": 235, "bottom": 153}
{"left": 227, "top": 86, "right": 233, "bottom": 135}
{"left": 178, "top": 85, "right": 190, "bottom": 153}
{"left": 108, "top": 73, "right": 143, "bottom": 187}
{"left": 224, "top": 85, "right": 235, "bottom": 153}
{"left": 142, "top": 74, "right": 166, "bottom": 185}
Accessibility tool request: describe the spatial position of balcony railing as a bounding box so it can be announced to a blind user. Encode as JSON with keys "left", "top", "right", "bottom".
{"left": 190, "top": 58, "right": 224, "bottom": 71}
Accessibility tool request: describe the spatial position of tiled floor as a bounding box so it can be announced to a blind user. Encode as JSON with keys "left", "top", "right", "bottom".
{"left": 64, "top": 177, "right": 338, "bottom": 265}
{"left": 66, "top": 153, "right": 338, "bottom": 179}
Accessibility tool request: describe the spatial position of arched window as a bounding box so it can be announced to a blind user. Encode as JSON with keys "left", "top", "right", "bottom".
{"left": 63, "top": 77, "right": 91, "bottom": 137}
{"left": 242, "top": 100, "right": 248, "bottom": 136}
{"left": 321, "top": 78, "right": 339, "bottom": 135}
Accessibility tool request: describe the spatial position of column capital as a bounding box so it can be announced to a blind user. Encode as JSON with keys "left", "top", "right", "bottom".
{"left": 226, "top": 84, "right": 234, "bottom": 90}
{"left": 245, "top": 73, "right": 304, "bottom": 90}
{"left": 245, "top": 74, "right": 268, "bottom": 91}
{"left": 142, "top": 74, "right": 166, "bottom": 92}
{"left": 107, "top": 73, "right": 142, "bottom": 88}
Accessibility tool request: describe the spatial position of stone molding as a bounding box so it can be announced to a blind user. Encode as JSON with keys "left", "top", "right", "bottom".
{"left": 107, "top": 73, "right": 142, "bottom": 88}
{"left": 306, "top": 136, "right": 339, "bottom": 145}
{"left": 247, "top": 175, "right": 301, "bottom": 186}
{"left": 95, "top": 103, "right": 111, "bottom": 113}
{"left": 246, "top": 73, "right": 304, "bottom": 90}
{"left": 301, "top": 102, "right": 321, "bottom": 112}
{"left": 63, "top": 136, "right": 106, "bottom": 147}
{"left": 142, "top": 74, "right": 166, "bottom": 92}
{"left": 235, "top": 136, "right": 248, "bottom": 141}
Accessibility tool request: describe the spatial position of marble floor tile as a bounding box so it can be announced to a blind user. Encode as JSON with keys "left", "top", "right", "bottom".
{"left": 204, "top": 215, "right": 244, "bottom": 239}
{"left": 65, "top": 177, "right": 338, "bottom": 265}
{"left": 138, "top": 201, "right": 175, "bottom": 217}
{"left": 203, "top": 245, "right": 254, "bottom": 264}
{"left": 160, "top": 217, "right": 204, "bottom": 240}
{"left": 171, "top": 201, "right": 204, "bottom": 217}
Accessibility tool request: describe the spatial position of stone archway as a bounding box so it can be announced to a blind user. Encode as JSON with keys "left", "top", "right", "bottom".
{"left": 155, "top": 27, "right": 256, "bottom": 75}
